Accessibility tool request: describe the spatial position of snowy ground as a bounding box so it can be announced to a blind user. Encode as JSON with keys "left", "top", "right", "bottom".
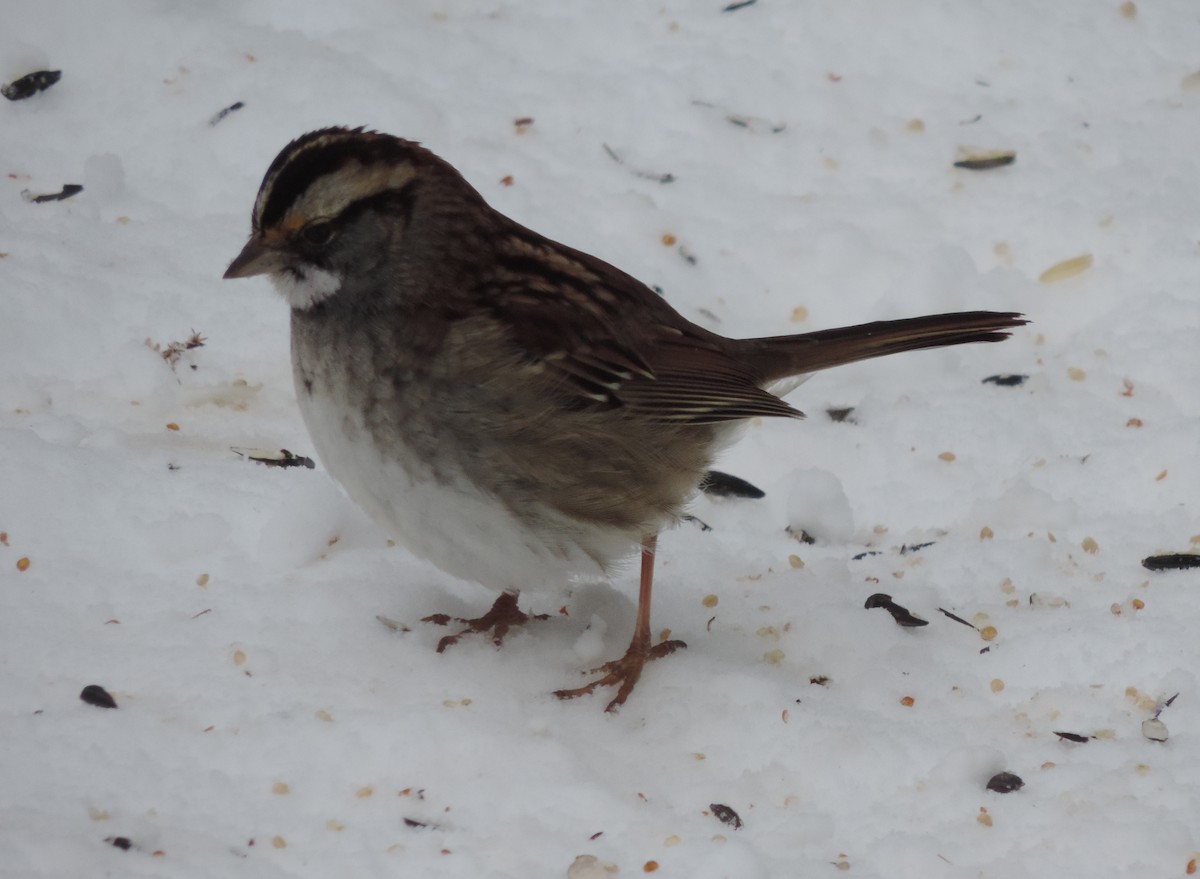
{"left": 3, "top": 1, "right": 1200, "bottom": 876}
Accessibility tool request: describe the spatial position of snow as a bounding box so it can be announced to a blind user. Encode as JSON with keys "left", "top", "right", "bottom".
{"left": 3, "top": 1, "right": 1200, "bottom": 876}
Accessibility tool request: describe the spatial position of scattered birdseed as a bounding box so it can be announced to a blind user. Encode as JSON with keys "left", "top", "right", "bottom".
{"left": 938, "top": 451, "right": 956, "bottom": 462}
{"left": 271, "top": 836, "right": 286, "bottom": 849}
{"left": 1119, "top": 0, "right": 1137, "bottom": 17}
{"left": 568, "top": 855, "right": 619, "bottom": 878}
{"left": 80, "top": 684, "right": 118, "bottom": 709}
{"left": 106, "top": 836, "right": 133, "bottom": 850}
{"left": 1142, "top": 553, "right": 1200, "bottom": 571}
{"left": 982, "top": 374, "right": 1027, "bottom": 387}
{"left": 272, "top": 782, "right": 289, "bottom": 795}
{"left": 865, "top": 593, "right": 928, "bottom": 627}
{"left": 900, "top": 696, "right": 915, "bottom": 707}
{"left": 1039, "top": 253, "right": 1093, "bottom": 283}
{"left": 1032, "top": 590, "right": 1070, "bottom": 610}
{"left": 232, "top": 649, "right": 246, "bottom": 666}
{"left": 643, "top": 861, "right": 659, "bottom": 873}
{"left": 208, "top": 101, "right": 244, "bottom": 126}
{"left": 2, "top": 69, "right": 62, "bottom": 100}
{"left": 22, "top": 184, "right": 83, "bottom": 203}
{"left": 980, "top": 626, "right": 998, "bottom": 641}
{"left": 601, "top": 144, "right": 675, "bottom": 183}
{"left": 990, "top": 679, "right": 1005, "bottom": 692}
{"left": 702, "top": 594, "right": 718, "bottom": 608}
{"left": 763, "top": 649, "right": 785, "bottom": 665}
{"left": 1141, "top": 718, "right": 1168, "bottom": 742}
{"left": 986, "top": 772, "right": 1024, "bottom": 793}
{"left": 953, "top": 150, "right": 1016, "bottom": 171}
{"left": 16, "top": 557, "right": 30, "bottom": 572}
{"left": 788, "top": 555, "right": 804, "bottom": 569}
{"left": 980, "top": 526, "right": 994, "bottom": 539}
{"left": 1082, "top": 537, "right": 1099, "bottom": 554}
{"left": 976, "top": 808, "right": 993, "bottom": 827}
{"left": 149, "top": 328, "right": 207, "bottom": 368}
{"left": 710, "top": 804, "right": 743, "bottom": 829}
{"left": 230, "top": 447, "right": 316, "bottom": 469}
{"left": 196, "top": 573, "right": 209, "bottom": 586}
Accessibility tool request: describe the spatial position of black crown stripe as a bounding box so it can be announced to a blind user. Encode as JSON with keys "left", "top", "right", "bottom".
{"left": 256, "top": 128, "right": 421, "bottom": 230}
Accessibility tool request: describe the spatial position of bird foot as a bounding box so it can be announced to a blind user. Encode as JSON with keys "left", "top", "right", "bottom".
{"left": 422, "top": 591, "right": 549, "bottom": 652}
{"left": 554, "top": 637, "right": 687, "bottom": 712}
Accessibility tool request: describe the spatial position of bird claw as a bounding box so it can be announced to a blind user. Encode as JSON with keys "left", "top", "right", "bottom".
{"left": 555, "top": 638, "right": 687, "bottom": 712}
{"left": 421, "top": 593, "right": 547, "bottom": 653}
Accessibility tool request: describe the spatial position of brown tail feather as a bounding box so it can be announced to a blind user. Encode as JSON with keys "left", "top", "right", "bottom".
{"left": 735, "top": 311, "right": 1027, "bottom": 384}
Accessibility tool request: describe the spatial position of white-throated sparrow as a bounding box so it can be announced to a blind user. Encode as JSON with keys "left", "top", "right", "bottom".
{"left": 225, "top": 127, "right": 1024, "bottom": 711}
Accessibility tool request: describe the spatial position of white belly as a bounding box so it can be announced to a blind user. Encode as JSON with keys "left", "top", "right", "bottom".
{"left": 296, "top": 383, "right": 632, "bottom": 592}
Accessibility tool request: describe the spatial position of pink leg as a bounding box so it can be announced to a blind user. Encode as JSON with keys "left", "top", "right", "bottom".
{"left": 554, "top": 534, "right": 686, "bottom": 712}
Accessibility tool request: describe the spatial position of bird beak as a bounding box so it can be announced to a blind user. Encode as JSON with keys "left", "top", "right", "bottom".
{"left": 223, "top": 237, "right": 285, "bottom": 279}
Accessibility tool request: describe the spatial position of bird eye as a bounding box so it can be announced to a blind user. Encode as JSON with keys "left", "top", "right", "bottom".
{"left": 300, "top": 221, "right": 336, "bottom": 247}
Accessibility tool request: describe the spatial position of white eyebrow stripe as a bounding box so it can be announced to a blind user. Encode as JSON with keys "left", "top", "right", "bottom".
{"left": 258, "top": 158, "right": 418, "bottom": 230}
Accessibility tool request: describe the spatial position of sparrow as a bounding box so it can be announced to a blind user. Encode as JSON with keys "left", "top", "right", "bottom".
{"left": 225, "top": 127, "right": 1024, "bottom": 710}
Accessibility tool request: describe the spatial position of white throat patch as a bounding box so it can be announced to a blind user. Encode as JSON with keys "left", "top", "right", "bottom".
{"left": 270, "top": 265, "right": 343, "bottom": 310}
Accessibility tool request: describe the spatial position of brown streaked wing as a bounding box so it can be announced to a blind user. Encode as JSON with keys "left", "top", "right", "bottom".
{"left": 620, "top": 336, "right": 804, "bottom": 423}
{"left": 476, "top": 217, "right": 802, "bottom": 423}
